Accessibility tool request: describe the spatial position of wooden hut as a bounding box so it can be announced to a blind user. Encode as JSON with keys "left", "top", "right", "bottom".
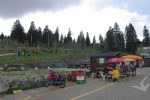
{"left": 90, "top": 51, "right": 120, "bottom": 72}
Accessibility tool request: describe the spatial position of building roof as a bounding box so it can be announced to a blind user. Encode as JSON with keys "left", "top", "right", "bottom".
{"left": 91, "top": 51, "right": 120, "bottom": 58}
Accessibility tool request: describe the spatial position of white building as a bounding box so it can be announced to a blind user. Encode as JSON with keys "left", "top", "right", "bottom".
{"left": 138, "top": 46, "right": 150, "bottom": 67}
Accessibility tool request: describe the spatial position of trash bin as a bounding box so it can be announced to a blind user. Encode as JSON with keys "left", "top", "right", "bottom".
{"left": 71, "top": 71, "right": 77, "bottom": 82}
{"left": 76, "top": 71, "right": 86, "bottom": 84}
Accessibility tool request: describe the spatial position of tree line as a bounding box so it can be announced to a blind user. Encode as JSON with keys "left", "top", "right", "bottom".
{"left": 0, "top": 20, "right": 150, "bottom": 53}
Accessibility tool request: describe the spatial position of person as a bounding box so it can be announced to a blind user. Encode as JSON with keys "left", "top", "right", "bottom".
{"left": 116, "top": 63, "right": 121, "bottom": 71}
{"left": 111, "top": 67, "right": 120, "bottom": 82}
{"left": 96, "top": 71, "right": 101, "bottom": 78}
{"left": 53, "top": 72, "right": 58, "bottom": 81}
{"left": 103, "top": 65, "right": 111, "bottom": 81}
{"left": 103, "top": 65, "right": 109, "bottom": 73}
{"left": 129, "top": 63, "right": 136, "bottom": 76}
{"left": 67, "top": 73, "right": 72, "bottom": 81}
{"left": 48, "top": 70, "right": 52, "bottom": 80}
{"left": 129, "top": 63, "right": 134, "bottom": 69}
{"left": 47, "top": 70, "right": 53, "bottom": 85}
{"left": 120, "top": 64, "right": 127, "bottom": 80}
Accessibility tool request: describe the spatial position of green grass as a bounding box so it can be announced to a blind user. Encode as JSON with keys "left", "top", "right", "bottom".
{"left": 34, "top": 68, "right": 49, "bottom": 76}
{"left": 0, "top": 39, "right": 101, "bottom": 66}
{"left": 0, "top": 47, "right": 100, "bottom": 66}
{"left": 0, "top": 68, "right": 48, "bottom": 76}
{"left": 0, "top": 70, "right": 26, "bottom": 76}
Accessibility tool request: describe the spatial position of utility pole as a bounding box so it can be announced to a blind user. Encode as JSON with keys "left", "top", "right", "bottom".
{"left": 38, "top": 43, "right": 40, "bottom": 52}
{"left": 48, "top": 32, "right": 49, "bottom": 48}
{"left": 16, "top": 42, "right": 19, "bottom": 65}
{"left": 31, "top": 33, "right": 32, "bottom": 47}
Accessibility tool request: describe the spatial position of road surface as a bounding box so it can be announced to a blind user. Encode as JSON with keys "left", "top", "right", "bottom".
{"left": 1, "top": 67, "right": 150, "bottom": 100}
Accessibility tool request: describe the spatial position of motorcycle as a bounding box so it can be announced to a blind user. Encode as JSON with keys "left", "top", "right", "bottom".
{"left": 46, "top": 68, "right": 66, "bottom": 88}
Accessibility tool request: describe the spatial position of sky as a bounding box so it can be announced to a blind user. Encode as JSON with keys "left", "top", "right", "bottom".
{"left": 0, "top": 0, "right": 150, "bottom": 41}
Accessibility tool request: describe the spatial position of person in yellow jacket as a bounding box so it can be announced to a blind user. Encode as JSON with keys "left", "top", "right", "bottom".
{"left": 111, "top": 67, "right": 120, "bottom": 81}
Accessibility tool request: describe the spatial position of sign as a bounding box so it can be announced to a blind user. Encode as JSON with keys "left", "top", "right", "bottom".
{"left": 99, "top": 58, "right": 105, "bottom": 64}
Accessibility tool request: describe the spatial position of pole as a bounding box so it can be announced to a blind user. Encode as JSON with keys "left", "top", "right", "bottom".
{"left": 31, "top": 33, "right": 32, "bottom": 47}
{"left": 38, "top": 43, "right": 39, "bottom": 52}
{"left": 48, "top": 32, "right": 49, "bottom": 48}
{"left": 16, "top": 47, "right": 18, "bottom": 64}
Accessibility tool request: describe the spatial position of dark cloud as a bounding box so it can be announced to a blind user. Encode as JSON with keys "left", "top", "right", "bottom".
{"left": 0, "top": 0, "right": 81, "bottom": 18}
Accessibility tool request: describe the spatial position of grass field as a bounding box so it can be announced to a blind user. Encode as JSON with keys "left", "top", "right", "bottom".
{"left": 0, "top": 68, "right": 48, "bottom": 76}
{"left": 0, "top": 47, "right": 100, "bottom": 66}
{"left": 0, "top": 68, "right": 71, "bottom": 82}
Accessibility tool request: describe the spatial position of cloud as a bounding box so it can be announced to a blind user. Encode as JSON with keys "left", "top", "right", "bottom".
{"left": 120, "top": 0, "right": 150, "bottom": 15}
{"left": 89, "top": 0, "right": 150, "bottom": 15}
{"left": 0, "top": 0, "right": 81, "bottom": 18}
{"left": 18, "top": 5, "right": 149, "bottom": 41}
{"left": 0, "top": 0, "right": 150, "bottom": 41}
{"left": 1, "top": 0, "right": 150, "bottom": 19}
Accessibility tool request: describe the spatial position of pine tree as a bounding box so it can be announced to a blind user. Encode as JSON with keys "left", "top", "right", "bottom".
{"left": 120, "top": 32, "right": 125, "bottom": 51}
{"left": 54, "top": 27, "right": 59, "bottom": 43}
{"left": 10, "top": 19, "right": 26, "bottom": 43}
{"left": 85, "top": 32, "right": 91, "bottom": 47}
{"left": 99, "top": 33, "right": 105, "bottom": 49}
{"left": 113, "top": 22, "right": 125, "bottom": 51}
{"left": 92, "top": 35, "right": 96, "bottom": 44}
{"left": 142, "top": 26, "right": 150, "bottom": 46}
{"left": 27, "top": 21, "right": 38, "bottom": 46}
{"left": 53, "top": 27, "right": 59, "bottom": 50}
{"left": 0, "top": 33, "right": 4, "bottom": 39}
{"left": 64, "top": 35, "right": 67, "bottom": 44}
{"left": 72, "top": 38, "right": 76, "bottom": 48}
{"left": 42, "top": 25, "right": 53, "bottom": 48}
{"left": 60, "top": 34, "right": 64, "bottom": 44}
{"left": 125, "top": 23, "right": 138, "bottom": 53}
{"left": 105, "top": 27, "right": 115, "bottom": 51}
{"left": 66, "top": 28, "right": 72, "bottom": 48}
{"left": 99, "top": 34, "right": 104, "bottom": 44}
{"left": 66, "top": 28, "right": 72, "bottom": 44}
{"left": 37, "top": 27, "right": 42, "bottom": 43}
{"left": 77, "top": 31, "right": 86, "bottom": 49}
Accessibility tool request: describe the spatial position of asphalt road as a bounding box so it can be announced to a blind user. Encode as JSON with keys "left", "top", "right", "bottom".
{"left": 2, "top": 67, "right": 150, "bottom": 100}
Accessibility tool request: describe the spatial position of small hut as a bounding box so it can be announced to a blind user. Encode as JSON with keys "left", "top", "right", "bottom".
{"left": 90, "top": 51, "right": 120, "bottom": 72}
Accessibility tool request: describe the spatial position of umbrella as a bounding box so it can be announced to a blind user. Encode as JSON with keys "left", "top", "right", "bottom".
{"left": 122, "top": 58, "right": 135, "bottom": 62}
{"left": 121, "top": 55, "right": 143, "bottom": 60}
{"left": 106, "top": 58, "right": 124, "bottom": 63}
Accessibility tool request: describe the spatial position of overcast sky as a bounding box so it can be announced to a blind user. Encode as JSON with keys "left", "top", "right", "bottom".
{"left": 0, "top": 0, "right": 150, "bottom": 41}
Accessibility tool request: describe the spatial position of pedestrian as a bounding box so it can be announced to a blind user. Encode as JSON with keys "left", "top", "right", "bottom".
{"left": 53, "top": 72, "right": 58, "bottom": 81}
{"left": 111, "top": 67, "right": 120, "bottom": 82}
{"left": 129, "top": 63, "right": 136, "bottom": 76}
{"left": 103, "top": 65, "right": 111, "bottom": 81}
{"left": 47, "top": 70, "right": 53, "bottom": 85}
{"left": 116, "top": 63, "right": 121, "bottom": 71}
